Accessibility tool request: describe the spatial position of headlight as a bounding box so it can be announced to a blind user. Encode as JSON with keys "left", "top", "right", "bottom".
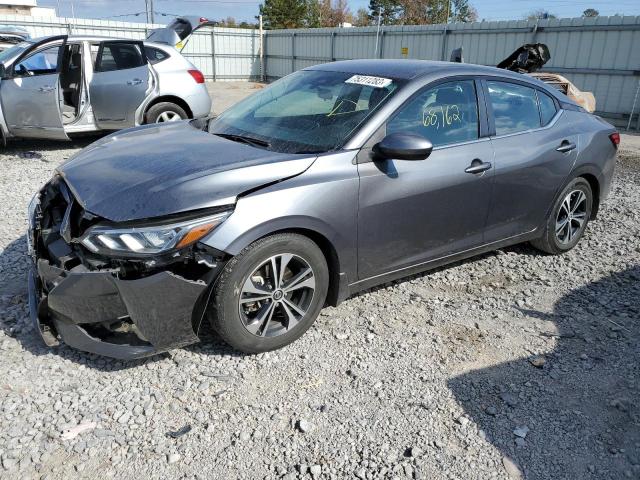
{"left": 79, "top": 211, "right": 231, "bottom": 256}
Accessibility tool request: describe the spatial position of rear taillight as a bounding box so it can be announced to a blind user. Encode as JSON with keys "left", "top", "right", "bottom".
{"left": 188, "top": 69, "right": 205, "bottom": 84}
{"left": 609, "top": 132, "right": 620, "bottom": 148}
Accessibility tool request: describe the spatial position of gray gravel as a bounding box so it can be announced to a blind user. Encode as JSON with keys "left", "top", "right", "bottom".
{"left": 0, "top": 133, "right": 639, "bottom": 480}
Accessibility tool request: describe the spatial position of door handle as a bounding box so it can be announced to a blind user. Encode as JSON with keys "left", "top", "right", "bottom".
{"left": 127, "top": 78, "right": 143, "bottom": 86}
{"left": 38, "top": 85, "right": 55, "bottom": 93}
{"left": 556, "top": 141, "right": 576, "bottom": 153}
{"left": 465, "top": 159, "right": 492, "bottom": 174}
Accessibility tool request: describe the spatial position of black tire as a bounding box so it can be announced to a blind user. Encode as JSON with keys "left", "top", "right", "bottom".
{"left": 209, "top": 233, "right": 329, "bottom": 354}
{"left": 531, "top": 177, "right": 593, "bottom": 254}
{"left": 145, "top": 102, "right": 189, "bottom": 124}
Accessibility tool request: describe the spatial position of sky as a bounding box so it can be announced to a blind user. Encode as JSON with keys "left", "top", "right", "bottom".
{"left": 38, "top": 0, "right": 640, "bottom": 24}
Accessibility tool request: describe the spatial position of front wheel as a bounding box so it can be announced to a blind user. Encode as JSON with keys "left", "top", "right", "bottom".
{"left": 209, "top": 233, "right": 329, "bottom": 353}
{"left": 531, "top": 177, "right": 593, "bottom": 254}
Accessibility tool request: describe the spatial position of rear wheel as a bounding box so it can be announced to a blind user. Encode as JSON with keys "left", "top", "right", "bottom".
{"left": 210, "top": 233, "right": 329, "bottom": 353}
{"left": 531, "top": 177, "right": 593, "bottom": 254}
{"left": 145, "top": 102, "right": 188, "bottom": 124}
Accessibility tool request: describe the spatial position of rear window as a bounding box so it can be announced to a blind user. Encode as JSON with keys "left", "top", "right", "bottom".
{"left": 144, "top": 46, "right": 170, "bottom": 65}
{"left": 95, "top": 42, "right": 145, "bottom": 72}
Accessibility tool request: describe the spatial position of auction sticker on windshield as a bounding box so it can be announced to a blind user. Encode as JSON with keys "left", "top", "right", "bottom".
{"left": 345, "top": 75, "right": 392, "bottom": 88}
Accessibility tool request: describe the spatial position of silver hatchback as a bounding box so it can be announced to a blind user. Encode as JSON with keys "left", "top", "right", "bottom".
{"left": 0, "top": 19, "right": 211, "bottom": 144}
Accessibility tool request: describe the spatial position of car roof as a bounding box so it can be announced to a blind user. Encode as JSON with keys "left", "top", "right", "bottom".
{"left": 30, "top": 34, "right": 168, "bottom": 44}
{"left": 307, "top": 59, "right": 538, "bottom": 82}
{"left": 306, "top": 59, "right": 568, "bottom": 100}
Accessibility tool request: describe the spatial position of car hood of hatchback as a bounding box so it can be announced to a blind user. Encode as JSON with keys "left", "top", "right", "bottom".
{"left": 57, "top": 121, "right": 317, "bottom": 222}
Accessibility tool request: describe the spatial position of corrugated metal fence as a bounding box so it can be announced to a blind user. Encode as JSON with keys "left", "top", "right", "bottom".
{"left": 1, "top": 14, "right": 639, "bottom": 125}
{"left": 265, "top": 16, "right": 640, "bottom": 125}
{"left": 0, "top": 14, "right": 261, "bottom": 81}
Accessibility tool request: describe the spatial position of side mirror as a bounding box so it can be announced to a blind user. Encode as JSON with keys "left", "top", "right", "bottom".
{"left": 0, "top": 64, "right": 5, "bottom": 79}
{"left": 373, "top": 132, "right": 433, "bottom": 161}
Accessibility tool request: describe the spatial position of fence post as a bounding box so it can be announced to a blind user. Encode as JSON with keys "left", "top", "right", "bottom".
{"left": 378, "top": 30, "right": 385, "bottom": 58}
{"left": 440, "top": 26, "right": 448, "bottom": 60}
{"left": 330, "top": 31, "right": 336, "bottom": 61}
{"left": 291, "top": 32, "right": 295, "bottom": 74}
{"left": 210, "top": 30, "right": 216, "bottom": 82}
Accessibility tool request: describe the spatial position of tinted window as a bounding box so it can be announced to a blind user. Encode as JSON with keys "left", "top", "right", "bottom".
{"left": 538, "top": 90, "right": 557, "bottom": 126}
{"left": 387, "top": 80, "right": 479, "bottom": 147}
{"left": 14, "top": 45, "right": 60, "bottom": 76}
{"left": 487, "top": 81, "right": 541, "bottom": 135}
{"left": 144, "top": 46, "right": 170, "bottom": 65}
{"left": 96, "top": 43, "right": 145, "bottom": 72}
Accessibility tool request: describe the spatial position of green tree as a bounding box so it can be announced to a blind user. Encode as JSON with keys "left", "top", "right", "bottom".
{"left": 451, "top": 0, "right": 477, "bottom": 22}
{"left": 582, "top": 8, "right": 599, "bottom": 17}
{"left": 305, "top": 0, "right": 322, "bottom": 27}
{"left": 368, "top": 0, "right": 403, "bottom": 25}
{"left": 260, "top": 0, "right": 308, "bottom": 29}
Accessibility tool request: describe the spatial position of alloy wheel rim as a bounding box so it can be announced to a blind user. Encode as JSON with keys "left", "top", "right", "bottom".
{"left": 555, "top": 189, "right": 588, "bottom": 245}
{"left": 238, "top": 254, "right": 316, "bottom": 338}
{"left": 156, "top": 111, "right": 181, "bottom": 123}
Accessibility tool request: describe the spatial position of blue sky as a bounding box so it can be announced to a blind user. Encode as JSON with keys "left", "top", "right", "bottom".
{"left": 39, "top": 0, "right": 640, "bottom": 24}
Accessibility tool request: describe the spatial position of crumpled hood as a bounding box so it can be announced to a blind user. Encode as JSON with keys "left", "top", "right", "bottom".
{"left": 58, "top": 122, "right": 317, "bottom": 222}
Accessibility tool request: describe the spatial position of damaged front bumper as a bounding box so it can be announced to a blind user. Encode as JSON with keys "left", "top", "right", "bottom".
{"left": 27, "top": 178, "right": 224, "bottom": 360}
{"left": 28, "top": 260, "right": 208, "bottom": 360}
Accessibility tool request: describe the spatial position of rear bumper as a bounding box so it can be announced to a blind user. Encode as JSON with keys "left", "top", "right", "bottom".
{"left": 185, "top": 86, "right": 212, "bottom": 119}
{"left": 29, "top": 259, "right": 208, "bottom": 360}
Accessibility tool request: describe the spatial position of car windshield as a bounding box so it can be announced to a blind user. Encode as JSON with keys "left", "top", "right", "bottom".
{"left": 208, "top": 70, "right": 400, "bottom": 154}
{"left": 0, "top": 41, "right": 31, "bottom": 64}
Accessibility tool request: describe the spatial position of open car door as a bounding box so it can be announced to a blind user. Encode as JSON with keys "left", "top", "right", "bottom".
{"left": 89, "top": 40, "right": 150, "bottom": 130}
{"left": 0, "top": 35, "right": 69, "bottom": 140}
{"left": 146, "top": 16, "right": 216, "bottom": 50}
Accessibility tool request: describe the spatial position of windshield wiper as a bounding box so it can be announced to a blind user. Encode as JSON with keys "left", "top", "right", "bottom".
{"left": 214, "top": 133, "right": 271, "bottom": 149}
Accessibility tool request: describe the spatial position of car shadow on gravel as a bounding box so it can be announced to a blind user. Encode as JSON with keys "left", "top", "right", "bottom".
{"left": 0, "top": 235, "right": 240, "bottom": 372}
{"left": 447, "top": 266, "right": 640, "bottom": 479}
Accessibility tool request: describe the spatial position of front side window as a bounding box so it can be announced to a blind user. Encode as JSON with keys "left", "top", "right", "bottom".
{"left": 387, "top": 80, "right": 479, "bottom": 148}
{"left": 14, "top": 45, "right": 60, "bottom": 76}
{"left": 95, "top": 42, "right": 145, "bottom": 72}
{"left": 487, "top": 81, "right": 541, "bottom": 135}
{"left": 209, "top": 70, "right": 400, "bottom": 154}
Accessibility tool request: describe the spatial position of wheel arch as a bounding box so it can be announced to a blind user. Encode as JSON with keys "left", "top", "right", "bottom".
{"left": 144, "top": 95, "right": 193, "bottom": 121}
{"left": 208, "top": 220, "right": 350, "bottom": 308}
{"left": 570, "top": 164, "right": 603, "bottom": 219}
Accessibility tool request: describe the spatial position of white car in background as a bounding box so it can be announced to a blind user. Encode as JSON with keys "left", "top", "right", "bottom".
{"left": 0, "top": 17, "right": 212, "bottom": 144}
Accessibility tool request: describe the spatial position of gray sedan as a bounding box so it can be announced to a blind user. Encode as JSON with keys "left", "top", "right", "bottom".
{"left": 0, "top": 18, "right": 211, "bottom": 144}
{"left": 28, "top": 60, "right": 618, "bottom": 359}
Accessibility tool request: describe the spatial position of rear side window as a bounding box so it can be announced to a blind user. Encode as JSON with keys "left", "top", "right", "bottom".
{"left": 487, "top": 81, "right": 540, "bottom": 135}
{"left": 387, "top": 79, "right": 479, "bottom": 147}
{"left": 95, "top": 42, "right": 145, "bottom": 72}
{"left": 538, "top": 90, "right": 557, "bottom": 126}
{"left": 144, "top": 46, "right": 170, "bottom": 65}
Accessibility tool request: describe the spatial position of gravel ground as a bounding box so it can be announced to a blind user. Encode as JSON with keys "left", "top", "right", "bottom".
{"left": 0, "top": 129, "right": 638, "bottom": 480}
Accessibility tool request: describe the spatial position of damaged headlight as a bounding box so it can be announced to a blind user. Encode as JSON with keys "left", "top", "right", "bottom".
{"left": 79, "top": 211, "right": 231, "bottom": 256}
